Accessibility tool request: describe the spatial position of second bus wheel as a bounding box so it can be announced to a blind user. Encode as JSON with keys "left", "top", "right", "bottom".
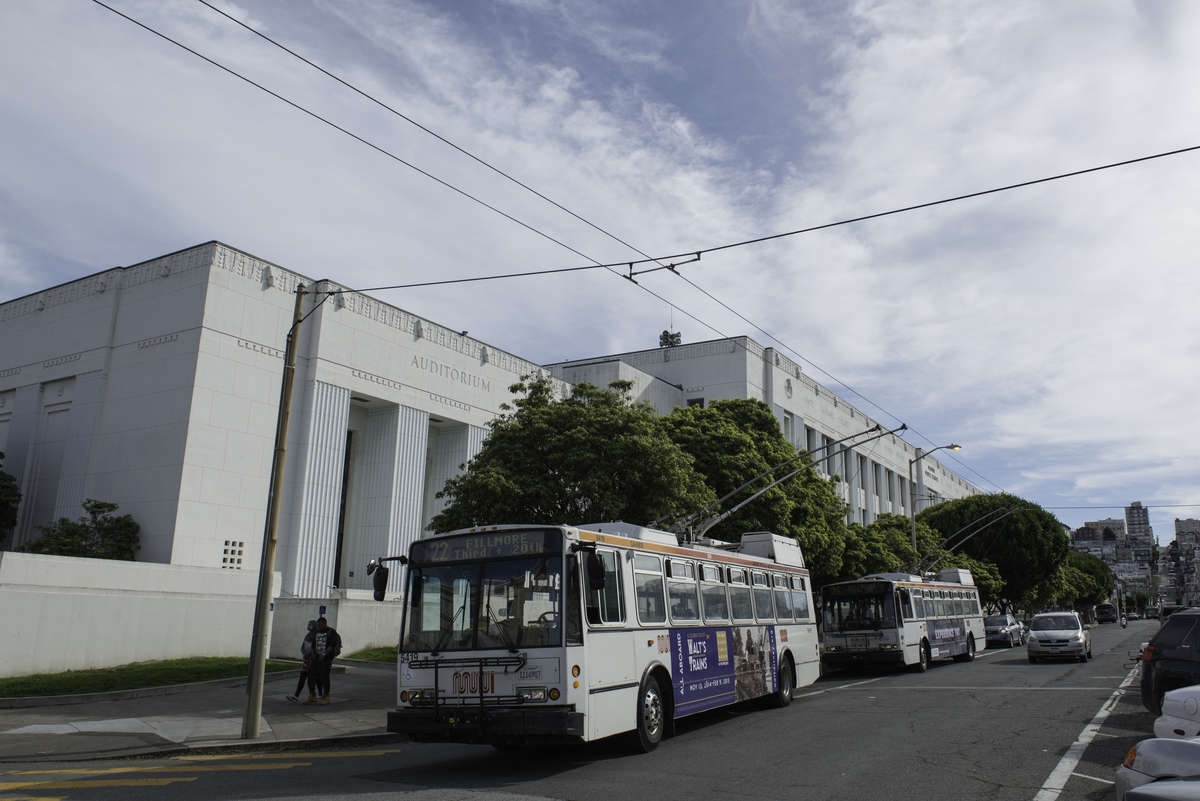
{"left": 770, "top": 655, "right": 794, "bottom": 708}
{"left": 953, "top": 637, "right": 976, "bottom": 663}
{"left": 911, "top": 641, "right": 931, "bottom": 673}
{"left": 632, "top": 675, "right": 666, "bottom": 753}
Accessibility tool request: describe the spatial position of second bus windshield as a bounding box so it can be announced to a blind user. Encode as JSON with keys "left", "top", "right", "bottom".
{"left": 824, "top": 585, "right": 896, "bottom": 632}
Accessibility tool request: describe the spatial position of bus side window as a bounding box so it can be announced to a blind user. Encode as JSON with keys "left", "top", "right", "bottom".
{"left": 751, "top": 572, "right": 775, "bottom": 623}
{"left": 701, "top": 563, "right": 730, "bottom": 623}
{"left": 911, "top": 590, "right": 923, "bottom": 619}
{"left": 773, "top": 574, "right": 794, "bottom": 622}
{"left": 667, "top": 559, "right": 700, "bottom": 623}
{"left": 790, "top": 576, "right": 810, "bottom": 621}
{"left": 728, "top": 568, "right": 754, "bottom": 621}
{"left": 899, "top": 588, "right": 914, "bottom": 620}
{"left": 955, "top": 592, "right": 966, "bottom": 617}
{"left": 587, "top": 550, "right": 624, "bottom": 625}
{"left": 970, "top": 592, "right": 980, "bottom": 615}
{"left": 634, "top": 554, "right": 667, "bottom": 625}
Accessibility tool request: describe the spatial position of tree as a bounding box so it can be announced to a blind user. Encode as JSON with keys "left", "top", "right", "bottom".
{"left": 17, "top": 499, "right": 141, "bottom": 560}
{"left": 918, "top": 493, "right": 1068, "bottom": 613}
{"left": 0, "top": 450, "right": 20, "bottom": 533}
{"left": 661, "top": 398, "right": 851, "bottom": 590}
{"left": 839, "top": 514, "right": 1004, "bottom": 607}
{"left": 429, "top": 378, "right": 715, "bottom": 532}
{"left": 1066, "top": 551, "right": 1114, "bottom": 609}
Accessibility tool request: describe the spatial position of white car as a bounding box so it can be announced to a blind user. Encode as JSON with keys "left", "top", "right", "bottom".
{"left": 1117, "top": 737, "right": 1200, "bottom": 799}
{"left": 1157, "top": 687, "right": 1200, "bottom": 739}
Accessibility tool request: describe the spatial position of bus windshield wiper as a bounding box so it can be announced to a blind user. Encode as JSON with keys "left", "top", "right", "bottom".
{"left": 432, "top": 594, "right": 469, "bottom": 656}
{"left": 486, "top": 586, "right": 520, "bottom": 654}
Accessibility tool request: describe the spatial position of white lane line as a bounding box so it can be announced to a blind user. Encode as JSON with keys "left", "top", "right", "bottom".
{"left": 1032, "top": 665, "right": 1139, "bottom": 801}
{"left": 796, "top": 676, "right": 884, "bottom": 699}
{"left": 1070, "top": 772, "right": 1115, "bottom": 785}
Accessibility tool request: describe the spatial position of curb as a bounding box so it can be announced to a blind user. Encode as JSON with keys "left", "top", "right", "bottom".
{"left": 0, "top": 666, "right": 345, "bottom": 710}
{"left": 2, "top": 731, "right": 409, "bottom": 764}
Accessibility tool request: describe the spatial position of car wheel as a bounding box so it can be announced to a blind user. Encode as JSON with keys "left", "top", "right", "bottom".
{"left": 631, "top": 675, "right": 665, "bottom": 753}
{"left": 1028, "top": 654, "right": 1038, "bottom": 664}
{"left": 770, "top": 655, "right": 794, "bottom": 708}
{"left": 911, "top": 641, "right": 930, "bottom": 673}
{"left": 1079, "top": 651, "right": 1088, "bottom": 663}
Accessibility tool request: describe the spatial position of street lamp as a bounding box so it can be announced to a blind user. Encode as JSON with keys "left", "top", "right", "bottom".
{"left": 909, "top": 443, "right": 962, "bottom": 555}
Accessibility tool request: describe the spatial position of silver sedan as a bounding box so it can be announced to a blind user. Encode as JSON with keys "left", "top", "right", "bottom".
{"left": 1026, "top": 612, "right": 1092, "bottom": 663}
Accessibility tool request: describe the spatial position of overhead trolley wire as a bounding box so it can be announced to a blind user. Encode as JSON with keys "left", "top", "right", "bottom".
{"left": 95, "top": 1, "right": 1198, "bottom": 496}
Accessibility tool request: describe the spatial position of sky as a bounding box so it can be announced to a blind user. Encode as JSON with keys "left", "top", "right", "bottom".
{"left": 3, "top": 0, "right": 1199, "bottom": 541}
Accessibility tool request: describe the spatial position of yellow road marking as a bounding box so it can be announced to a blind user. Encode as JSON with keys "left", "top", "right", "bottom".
{"left": 175, "top": 748, "right": 402, "bottom": 761}
{"left": 0, "top": 778, "right": 197, "bottom": 790}
{"left": 12, "top": 763, "right": 310, "bottom": 775}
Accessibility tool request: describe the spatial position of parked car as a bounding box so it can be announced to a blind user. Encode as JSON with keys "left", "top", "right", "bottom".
{"left": 984, "top": 614, "right": 1025, "bottom": 647}
{"left": 1156, "top": 686, "right": 1200, "bottom": 739}
{"left": 1118, "top": 738, "right": 1200, "bottom": 800}
{"left": 1131, "top": 612, "right": 1142, "bottom": 621}
{"left": 1027, "top": 611, "right": 1092, "bottom": 663}
{"left": 1127, "top": 779, "right": 1200, "bottom": 801}
{"left": 1142, "top": 610, "right": 1200, "bottom": 714}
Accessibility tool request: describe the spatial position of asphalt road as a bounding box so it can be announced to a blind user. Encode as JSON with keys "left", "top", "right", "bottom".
{"left": 0, "top": 620, "right": 1160, "bottom": 801}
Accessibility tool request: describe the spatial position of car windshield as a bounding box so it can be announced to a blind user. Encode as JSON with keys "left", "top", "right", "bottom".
{"left": 985, "top": 616, "right": 1008, "bottom": 626}
{"left": 1031, "top": 615, "right": 1079, "bottom": 631}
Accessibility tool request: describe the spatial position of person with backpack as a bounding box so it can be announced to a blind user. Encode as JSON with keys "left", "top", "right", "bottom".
{"left": 286, "top": 620, "right": 318, "bottom": 704}
{"left": 306, "top": 616, "right": 342, "bottom": 705}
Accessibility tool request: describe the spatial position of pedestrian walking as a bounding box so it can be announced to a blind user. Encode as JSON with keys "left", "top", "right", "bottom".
{"left": 286, "top": 620, "right": 318, "bottom": 704}
{"left": 309, "top": 616, "right": 342, "bottom": 705}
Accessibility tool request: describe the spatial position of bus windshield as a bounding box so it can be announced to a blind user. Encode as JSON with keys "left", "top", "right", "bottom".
{"left": 823, "top": 584, "right": 896, "bottom": 632}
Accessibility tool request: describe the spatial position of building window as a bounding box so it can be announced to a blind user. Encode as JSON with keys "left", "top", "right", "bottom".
{"left": 222, "top": 540, "right": 245, "bottom": 569}
{"left": 687, "top": 398, "right": 704, "bottom": 408}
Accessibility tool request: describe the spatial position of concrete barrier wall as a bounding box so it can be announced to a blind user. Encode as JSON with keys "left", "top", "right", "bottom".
{"left": 0, "top": 551, "right": 399, "bottom": 678}
{"left": 270, "top": 593, "right": 403, "bottom": 660}
{"left": 0, "top": 551, "right": 277, "bottom": 678}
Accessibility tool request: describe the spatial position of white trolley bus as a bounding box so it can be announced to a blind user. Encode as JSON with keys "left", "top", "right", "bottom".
{"left": 373, "top": 522, "right": 819, "bottom": 751}
{"left": 820, "top": 569, "right": 986, "bottom": 672}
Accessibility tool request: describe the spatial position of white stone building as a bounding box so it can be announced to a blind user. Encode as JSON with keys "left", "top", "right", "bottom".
{"left": 1, "top": 241, "right": 983, "bottom": 602}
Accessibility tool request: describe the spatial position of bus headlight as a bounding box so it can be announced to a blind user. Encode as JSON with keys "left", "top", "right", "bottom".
{"left": 518, "top": 687, "right": 547, "bottom": 702}
{"left": 825, "top": 645, "right": 841, "bottom": 652}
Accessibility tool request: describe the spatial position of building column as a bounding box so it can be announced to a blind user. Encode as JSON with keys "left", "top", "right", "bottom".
{"left": 389, "top": 405, "right": 430, "bottom": 594}
{"left": 53, "top": 370, "right": 105, "bottom": 521}
{"left": 3, "top": 383, "right": 44, "bottom": 546}
{"left": 286, "top": 380, "right": 350, "bottom": 598}
{"left": 888, "top": 469, "right": 900, "bottom": 515}
{"left": 863, "top": 458, "right": 877, "bottom": 525}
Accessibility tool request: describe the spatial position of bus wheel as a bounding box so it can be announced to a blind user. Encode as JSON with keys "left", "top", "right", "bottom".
{"left": 770, "top": 656, "right": 794, "bottom": 708}
{"left": 911, "top": 641, "right": 930, "bottom": 673}
{"left": 632, "top": 675, "right": 665, "bottom": 753}
{"left": 954, "top": 636, "right": 976, "bottom": 663}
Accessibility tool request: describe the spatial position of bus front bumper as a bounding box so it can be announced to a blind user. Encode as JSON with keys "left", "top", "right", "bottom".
{"left": 821, "top": 650, "right": 907, "bottom": 669}
{"left": 387, "top": 705, "right": 585, "bottom": 745}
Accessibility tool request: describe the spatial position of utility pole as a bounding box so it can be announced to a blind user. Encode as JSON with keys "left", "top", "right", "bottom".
{"left": 242, "top": 283, "right": 306, "bottom": 739}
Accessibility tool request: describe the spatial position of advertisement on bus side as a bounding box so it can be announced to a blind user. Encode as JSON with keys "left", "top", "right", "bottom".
{"left": 671, "top": 626, "right": 778, "bottom": 717}
{"left": 928, "top": 617, "right": 968, "bottom": 658}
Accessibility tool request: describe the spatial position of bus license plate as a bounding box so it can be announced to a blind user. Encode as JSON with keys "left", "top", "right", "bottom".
{"left": 850, "top": 637, "right": 867, "bottom": 649}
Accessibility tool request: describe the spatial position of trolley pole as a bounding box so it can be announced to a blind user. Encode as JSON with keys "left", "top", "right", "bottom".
{"left": 242, "top": 283, "right": 306, "bottom": 739}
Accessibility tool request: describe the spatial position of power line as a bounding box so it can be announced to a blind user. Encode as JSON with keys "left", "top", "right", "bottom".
{"left": 88, "top": 0, "right": 599, "bottom": 266}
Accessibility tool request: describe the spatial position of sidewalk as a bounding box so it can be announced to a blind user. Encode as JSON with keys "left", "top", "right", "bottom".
{"left": 0, "top": 661, "right": 401, "bottom": 762}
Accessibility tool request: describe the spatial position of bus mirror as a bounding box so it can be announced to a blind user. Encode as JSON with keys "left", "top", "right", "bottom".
{"left": 585, "top": 552, "right": 606, "bottom": 592}
{"left": 372, "top": 564, "right": 390, "bottom": 602}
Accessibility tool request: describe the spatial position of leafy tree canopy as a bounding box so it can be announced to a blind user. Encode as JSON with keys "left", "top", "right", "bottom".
{"left": 918, "top": 493, "right": 1067, "bottom": 613}
{"left": 661, "top": 399, "right": 850, "bottom": 589}
{"left": 429, "top": 378, "right": 715, "bottom": 532}
{"left": 17, "top": 499, "right": 141, "bottom": 561}
{"left": 840, "top": 514, "right": 1004, "bottom": 606}
{"left": 1066, "top": 551, "right": 1114, "bottom": 609}
{"left": 0, "top": 451, "right": 20, "bottom": 532}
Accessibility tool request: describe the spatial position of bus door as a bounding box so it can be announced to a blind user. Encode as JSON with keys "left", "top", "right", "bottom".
{"left": 583, "top": 547, "right": 637, "bottom": 740}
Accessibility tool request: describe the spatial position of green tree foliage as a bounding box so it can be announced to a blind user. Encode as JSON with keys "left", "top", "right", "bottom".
{"left": 661, "top": 399, "right": 850, "bottom": 589}
{"left": 918, "top": 493, "right": 1067, "bottom": 613}
{"left": 0, "top": 451, "right": 20, "bottom": 532}
{"left": 17, "top": 499, "right": 141, "bottom": 560}
{"left": 429, "top": 379, "right": 715, "bottom": 532}
{"left": 1065, "top": 551, "right": 1114, "bottom": 609}
{"left": 840, "top": 514, "right": 1004, "bottom": 606}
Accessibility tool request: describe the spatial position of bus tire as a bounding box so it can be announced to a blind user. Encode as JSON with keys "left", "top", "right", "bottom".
{"left": 911, "top": 640, "right": 930, "bottom": 673}
{"left": 954, "top": 636, "right": 976, "bottom": 663}
{"left": 631, "top": 675, "right": 665, "bottom": 753}
{"left": 770, "top": 655, "right": 794, "bottom": 708}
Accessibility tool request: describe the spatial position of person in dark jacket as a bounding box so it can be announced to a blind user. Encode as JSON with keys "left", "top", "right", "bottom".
{"left": 286, "top": 620, "right": 318, "bottom": 704}
{"left": 307, "top": 616, "right": 342, "bottom": 705}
